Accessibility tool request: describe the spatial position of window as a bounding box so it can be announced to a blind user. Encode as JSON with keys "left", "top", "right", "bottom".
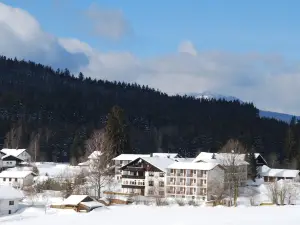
{"left": 159, "top": 191, "right": 164, "bottom": 196}
{"left": 9, "top": 201, "right": 14, "bottom": 205}
{"left": 149, "top": 172, "right": 154, "bottom": 177}
{"left": 148, "top": 181, "right": 154, "bottom": 186}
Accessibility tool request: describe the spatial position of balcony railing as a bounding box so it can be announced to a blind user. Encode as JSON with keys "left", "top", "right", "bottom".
{"left": 122, "top": 175, "right": 145, "bottom": 179}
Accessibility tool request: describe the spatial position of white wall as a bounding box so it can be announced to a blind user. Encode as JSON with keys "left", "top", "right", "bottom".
{"left": 0, "top": 199, "right": 20, "bottom": 216}
{"left": 144, "top": 171, "right": 165, "bottom": 197}
{"left": 18, "top": 151, "right": 31, "bottom": 162}
{"left": 0, "top": 174, "right": 34, "bottom": 188}
{"left": 2, "top": 160, "right": 17, "bottom": 168}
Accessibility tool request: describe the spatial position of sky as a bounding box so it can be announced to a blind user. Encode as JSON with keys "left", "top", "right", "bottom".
{"left": 1, "top": 0, "right": 300, "bottom": 115}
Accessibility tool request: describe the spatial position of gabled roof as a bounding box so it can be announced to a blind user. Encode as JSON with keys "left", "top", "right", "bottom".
{"left": 168, "top": 162, "right": 222, "bottom": 170}
{"left": 193, "top": 152, "right": 249, "bottom": 166}
{"left": 1, "top": 154, "right": 24, "bottom": 161}
{"left": 120, "top": 157, "right": 176, "bottom": 172}
{"left": 259, "top": 165, "right": 299, "bottom": 178}
{"left": 0, "top": 149, "right": 27, "bottom": 157}
{"left": 0, "top": 170, "right": 36, "bottom": 178}
{"left": 112, "top": 154, "right": 150, "bottom": 161}
{"left": 62, "top": 195, "right": 92, "bottom": 205}
{"left": 151, "top": 153, "right": 180, "bottom": 158}
{"left": 0, "top": 185, "right": 24, "bottom": 199}
{"left": 87, "top": 151, "right": 103, "bottom": 160}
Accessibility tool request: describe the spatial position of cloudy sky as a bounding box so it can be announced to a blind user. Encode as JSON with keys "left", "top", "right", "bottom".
{"left": 1, "top": 0, "right": 300, "bottom": 115}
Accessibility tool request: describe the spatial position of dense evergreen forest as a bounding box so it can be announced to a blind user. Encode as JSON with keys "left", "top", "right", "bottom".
{"left": 0, "top": 56, "right": 299, "bottom": 168}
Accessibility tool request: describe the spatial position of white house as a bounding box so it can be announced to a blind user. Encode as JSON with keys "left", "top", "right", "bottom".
{"left": 166, "top": 162, "right": 225, "bottom": 201}
{"left": 1, "top": 155, "right": 23, "bottom": 169}
{"left": 112, "top": 154, "right": 150, "bottom": 181}
{"left": 193, "top": 152, "right": 248, "bottom": 186}
{"left": 258, "top": 165, "right": 300, "bottom": 182}
{"left": 0, "top": 171, "right": 36, "bottom": 188}
{"left": 120, "top": 156, "right": 176, "bottom": 197}
{"left": 0, "top": 185, "right": 24, "bottom": 216}
{"left": 0, "top": 149, "right": 31, "bottom": 162}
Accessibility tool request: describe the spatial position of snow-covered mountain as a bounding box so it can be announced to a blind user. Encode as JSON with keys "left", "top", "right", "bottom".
{"left": 188, "top": 91, "right": 298, "bottom": 123}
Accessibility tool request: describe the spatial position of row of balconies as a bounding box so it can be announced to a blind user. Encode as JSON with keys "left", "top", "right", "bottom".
{"left": 167, "top": 173, "right": 207, "bottom": 178}
{"left": 167, "top": 181, "right": 206, "bottom": 187}
{"left": 166, "top": 190, "right": 207, "bottom": 195}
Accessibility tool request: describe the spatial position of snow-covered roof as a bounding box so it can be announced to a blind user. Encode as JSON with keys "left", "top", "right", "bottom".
{"left": 0, "top": 170, "right": 35, "bottom": 178}
{"left": 112, "top": 154, "right": 150, "bottom": 161}
{"left": 141, "top": 157, "right": 176, "bottom": 172}
{"left": 193, "top": 152, "right": 249, "bottom": 166}
{"left": 151, "top": 153, "right": 179, "bottom": 158}
{"left": 168, "top": 162, "right": 221, "bottom": 170}
{"left": 0, "top": 148, "right": 27, "bottom": 157}
{"left": 80, "top": 201, "right": 104, "bottom": 208}
{"left": 87, "top": 151, "right": 102, "bottom": 160}
{"left": 0, "top": 185, "right": 24, "bottom": 199}
{"left": 259, "top": 165, "right": 299, "bottom": 178}
{"left": 1, "top": 154, "right": 23, "bottom": 161}
{"left": 62, "top": 195, "right": 90, "bottom": 205}
{"left": 78, "top": 161, "right": 90, "bottom": 166}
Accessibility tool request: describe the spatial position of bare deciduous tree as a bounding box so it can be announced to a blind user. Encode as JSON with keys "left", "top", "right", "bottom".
{"left": 218, "top": 139, "right": 248, "bottom": 207}
{"left": 85, "top": 130, "right": 114, "bottom": 199}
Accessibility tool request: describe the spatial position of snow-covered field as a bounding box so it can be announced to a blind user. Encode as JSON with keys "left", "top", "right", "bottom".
{"left": 1, "top": 205, "right": 300, "bottom": 225}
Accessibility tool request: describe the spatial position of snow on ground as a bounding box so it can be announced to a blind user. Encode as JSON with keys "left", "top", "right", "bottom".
{"left": 1, "top": 205, "right": 300, "bottom": 225}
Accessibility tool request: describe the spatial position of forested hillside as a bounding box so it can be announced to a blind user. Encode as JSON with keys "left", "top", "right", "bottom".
{"left": 0, "top": 56, "right": 298, "bottom": 168}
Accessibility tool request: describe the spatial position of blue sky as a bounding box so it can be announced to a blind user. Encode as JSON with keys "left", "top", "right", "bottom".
{"left": 4, "top": 0, "right": 300, "bottom": 58}
{"left": 1, "top": 0, "right": 300, "bottom": 115}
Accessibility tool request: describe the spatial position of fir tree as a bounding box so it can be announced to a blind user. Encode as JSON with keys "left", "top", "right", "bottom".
{"left": 104, "top": 105, "right": 131, "bottom": 159}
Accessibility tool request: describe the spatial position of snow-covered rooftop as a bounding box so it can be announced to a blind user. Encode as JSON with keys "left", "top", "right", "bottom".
{"left": 113, "top": 154, "right": 150, "bottom": 161}
{"left": 62, "top": 195, "right": 90, "bottom": 205}
{"left": 87, "top": 151, "right": 103, "bottom": 160}
{"left": 141, "top": 157, "right": 176, "bottom": 172}
{"left": 0, "top": 170, "right": 35, "bottom": 178}
{"left": 0, "top": 148, "right": 27, "bottom": 157}
{"left": 259, "top": 165, "right": 299, "bottom": 178}
{"left": 151, "top": 153, "right": 179, "bottom": 158}
{"left": 0, "top": 185, "right": 24, "bottom": 199}
{"left": 193, "top": 152, "right": 249, "bottom": 166}
{"left": 80, "top": 201, "right": 104, "bottom": 208}
{"left": 167, "top": 162, "right": 221, "bottom": 170}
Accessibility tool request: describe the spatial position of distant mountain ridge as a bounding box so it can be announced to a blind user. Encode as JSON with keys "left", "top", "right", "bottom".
{"left": 188, "top": 91, "right": 298, "bottom": 123}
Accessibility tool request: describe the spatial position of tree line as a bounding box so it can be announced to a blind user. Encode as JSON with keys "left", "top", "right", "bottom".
{"left": 0, "top": 55, "right": 299, "bottom": 168}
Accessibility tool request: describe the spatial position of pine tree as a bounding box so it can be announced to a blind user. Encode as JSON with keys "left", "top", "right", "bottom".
{"left": 245, "top": 150, "right": 257, "bottom": 182}
{"left": 103, "top": 105, "right": 131, "bottom": 159}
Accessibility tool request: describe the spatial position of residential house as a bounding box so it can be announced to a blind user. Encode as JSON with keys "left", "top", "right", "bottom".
{"left": 166, "top": 162, "right": 225, "bottom": 201}
{"left": 193, "top": 152, "right": 248, "bottom": 186}
{"left": 112, "top": 152, "right": 183, "bottom": 181}
{"left": 259, "top": 165, "right": 300, "bottom": 182}
{"left": 1, "top": 155, "right": 23, "bottom": 169}
{"left": 120, "top": 156, "right": 176, "bottom": 197}
{"left": 112, "top": 154, "right": 150, "bottom": 181}
{"left": 0, "top": 171, "right": 36, "bottom": 188}
{"left": 52, "top": 195, "right": 104, "bottom": 212}
{"left": 0, "top": 185, "right": 24, "bottom": 216}
{"left": 0, "top": 149, "right": 31, "bottom": 162}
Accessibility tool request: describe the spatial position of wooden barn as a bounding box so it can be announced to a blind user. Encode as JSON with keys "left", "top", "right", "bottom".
{"left": 51, "top": 195, "right": 104, "bottom": 212}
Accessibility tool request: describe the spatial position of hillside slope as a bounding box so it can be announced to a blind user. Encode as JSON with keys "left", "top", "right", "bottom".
{"left": 0, "top": 56, "right": 289, "bottom": 163}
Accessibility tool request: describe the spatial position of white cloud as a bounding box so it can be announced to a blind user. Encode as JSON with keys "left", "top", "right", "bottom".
{"left": 178, "top": 40, "right": 197, "bottom": 56}
{"left": 83, "top": 3, "right": 133, "bottom": 40}
{"left": 1, "top": 3, "right": 300, "bottom": 115}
